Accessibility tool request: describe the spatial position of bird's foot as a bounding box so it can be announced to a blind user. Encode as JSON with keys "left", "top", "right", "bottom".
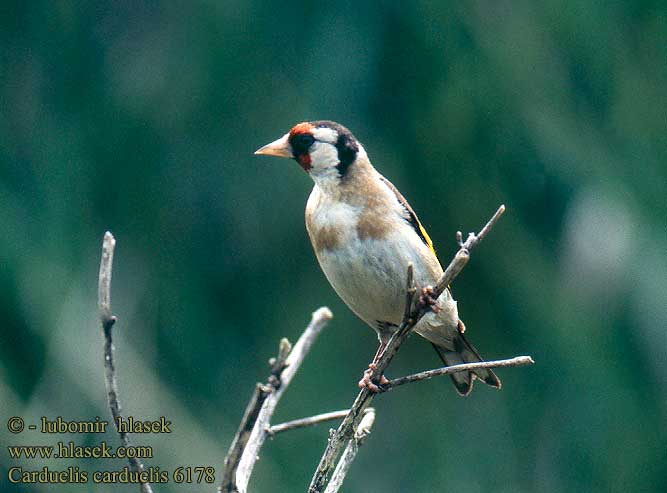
{"left": 357, "top": 363, "right": 389, "bottom": 393}
{"left": 418, "top": 286, "right": 441, "bottom": 313}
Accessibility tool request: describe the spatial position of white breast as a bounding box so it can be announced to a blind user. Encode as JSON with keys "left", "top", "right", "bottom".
{"left": 306, "top": 185, "right": 447, "bottom": 332}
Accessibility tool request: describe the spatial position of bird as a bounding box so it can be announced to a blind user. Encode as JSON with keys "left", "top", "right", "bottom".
{"left": 255, "top": 120, "right": 501, "bottom": 396}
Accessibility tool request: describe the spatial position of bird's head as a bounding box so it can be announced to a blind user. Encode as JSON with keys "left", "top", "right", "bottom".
{"left": 255, "top": 120, "right": 362, "bottom": 184}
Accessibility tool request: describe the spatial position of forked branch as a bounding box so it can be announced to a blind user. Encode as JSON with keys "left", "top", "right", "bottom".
{"left": 323, "top": 408, "right": 376, "bottom": 493}
{"left": 220, "top": 308, "right": 333, "bottom": 493}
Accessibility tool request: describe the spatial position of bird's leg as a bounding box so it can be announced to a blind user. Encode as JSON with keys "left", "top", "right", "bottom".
{"left": 370, "top": 340, "right": 387, "bottom": 366}
{"left": 358, "top": 341, "right": 390, "bottom": 392}
{"left": 418, "top": 286, "right": 441, "bottom": 313}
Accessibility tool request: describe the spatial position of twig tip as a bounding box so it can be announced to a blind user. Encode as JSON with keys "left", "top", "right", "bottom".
{"left": 278, "top": 338, "right": 292, "bottom": 354}
{"left": 103, "top": 231, "right": 116, "bottom": 245}
{"left": 314, "top": 307, "right": 334, "bottom": 320}
{"left": 355, "top": 408, "right": 376, "bottom": 441}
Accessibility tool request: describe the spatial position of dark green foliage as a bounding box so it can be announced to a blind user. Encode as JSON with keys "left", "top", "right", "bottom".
{"left": 0, "top": 2, "right": 665, "bottom": 492}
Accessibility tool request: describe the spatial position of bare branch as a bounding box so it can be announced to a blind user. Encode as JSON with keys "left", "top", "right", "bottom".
{"left": 308, "top": 205, "right": 508, "bottom": 493}
{"left": 267, "top": 410, "right": 356, "bottom": 436}
{"left": 220, "top": 307, "right": 333, "bottom": 493}
{"left": 98, "top": 231, "right": 116, "bottom": 327}
{"left": 433, "top": 204, "right": 505, "bottom": 298}
{"left": 98, "top": 232, "right": 153, "bottom": 493}
{"left": 323, "top": 408, "right": 376, "bottom": 493}
{"left": 471, "top": 204, "right": 506, "bottom": 246}
{"left": 379, "top": 356, "right": 535, "bottom": 392}
{"left": 220, "top": 383, "right": 272, "bottom": 492}
{"left": 220, "top": 337, "right": 293, "bottom": 491}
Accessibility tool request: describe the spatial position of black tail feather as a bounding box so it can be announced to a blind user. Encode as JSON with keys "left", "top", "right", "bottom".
{"left": 431, "top": 331, "right": 501, "bottom": 396}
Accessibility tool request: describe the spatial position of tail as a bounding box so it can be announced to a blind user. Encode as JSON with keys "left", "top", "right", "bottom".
{"left": 431, "top": 331, "right": 501, "bottom": 396}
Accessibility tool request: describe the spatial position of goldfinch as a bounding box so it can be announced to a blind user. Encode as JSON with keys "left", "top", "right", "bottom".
{"left": 255, "top": 120, "right": 500, "bottom": 396}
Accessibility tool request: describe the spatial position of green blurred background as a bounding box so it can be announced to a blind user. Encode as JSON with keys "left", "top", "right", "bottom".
{"left": 1, "top": 1, "right": 666, "bottom": 492}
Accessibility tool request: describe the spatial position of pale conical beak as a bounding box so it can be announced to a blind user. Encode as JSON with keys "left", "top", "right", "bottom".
{"left": 254, "top": 134, "right": 293, "bottom": 158}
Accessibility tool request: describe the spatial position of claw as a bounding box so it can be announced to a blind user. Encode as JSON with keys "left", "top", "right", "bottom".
{"left": 358, "top": 365, "right": 389, "bottom": 393}
{"left": 418, "top": 286, "right": 441, "bottom": 313}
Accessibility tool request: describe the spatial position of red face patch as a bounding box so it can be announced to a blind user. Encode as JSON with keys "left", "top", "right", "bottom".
{"left": 297, "top": 153, "right": 312, "bottom": 171}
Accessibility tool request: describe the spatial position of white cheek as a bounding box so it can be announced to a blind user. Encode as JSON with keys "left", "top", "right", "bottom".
{"left": 310, "top": 142, "right": 339, "bottom": 168}
{"left": 308, "top": 142, "right": 341, "bottom": 186}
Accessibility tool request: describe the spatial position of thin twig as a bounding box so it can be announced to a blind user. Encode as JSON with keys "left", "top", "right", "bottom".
{"left": 433, "top": 204, "right": 505, "bottom": 298}
{"left": 220, "top": 337, "right": 292, "bottom": 491}
{"left": 220, "top": 383, "right": 273, "bottom": 492}
{"left": 98, "top": 232, "right": 153, "bottom": 493}
{"left": 323, "top": 409, "right": 376, "bottom": 493}
{"left": 379, "top": 356, "right": 535, "bottom": 392}
{"left": 308, "top": 205, "right": 508, "bottom": 493}
{"left": 220, "top": 307, "right": 333, "bottom": 493}
{"left": 267, "top": 409, "right": 358, "bottom": 436}
{"left": 98, "top": 232, "right": 115, "bottom": 325}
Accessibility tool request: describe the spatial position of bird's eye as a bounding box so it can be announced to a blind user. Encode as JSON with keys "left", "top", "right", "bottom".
{"left": 290, "top": 132, "right": 316, "bottom": 156}
{"left": 295, "top": 134, "right": 315, "bottom": 148}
